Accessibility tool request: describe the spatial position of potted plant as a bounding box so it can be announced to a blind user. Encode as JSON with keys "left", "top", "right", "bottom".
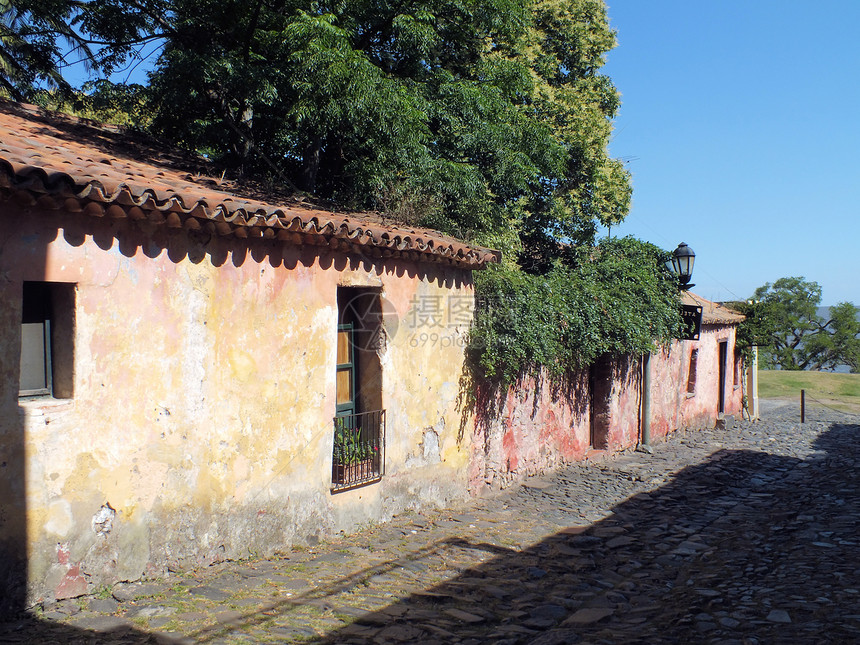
{"left": 332, "top": 418, "right": 376, "bottom": 483}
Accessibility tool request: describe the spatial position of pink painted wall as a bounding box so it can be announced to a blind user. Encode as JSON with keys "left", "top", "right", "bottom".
{"left": 469, "top": 371, "right": 591, "bottom": 490}
{"left": 649, "top": 326, "right": 743, "bottom": 435}
{"left": 470, "top": 325, "right": 744, "bottom": 492}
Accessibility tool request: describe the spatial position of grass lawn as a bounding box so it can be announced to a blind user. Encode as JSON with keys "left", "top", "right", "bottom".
{"left": 759, "top": 370, "right": 860, "bottom": 413}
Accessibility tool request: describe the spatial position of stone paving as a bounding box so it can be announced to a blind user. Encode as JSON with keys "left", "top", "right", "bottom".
{"left": 2, "top": 400, "right": 859, "bottom": 644}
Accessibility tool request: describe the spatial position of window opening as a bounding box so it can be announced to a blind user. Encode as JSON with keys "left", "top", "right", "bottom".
{"left": 332, "top": 287, "right": 384, "bottom": 491}
{"left": 718, "top": 341, "right": 728, "bottom": 414}
{"left": 733, "top": 347, "right": 742, "bottom": 387}
{"left": 686, "top": 349, "right": 698, "bottom": 395}
{"left": 588, "top": 357, "right": 611, "bottom": 450}
{"left": 20, "top": 282, "right": 75, "bottom": 398}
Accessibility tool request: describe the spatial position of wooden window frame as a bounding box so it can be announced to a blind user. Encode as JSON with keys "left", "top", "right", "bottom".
{"left": 335, "top": 322, "right": 356, "bottom": 417}
{"left": 20, "top": 318, "right": 52, "bottom": 397}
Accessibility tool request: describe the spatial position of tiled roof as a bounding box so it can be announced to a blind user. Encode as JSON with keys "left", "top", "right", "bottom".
{"left": 682, "top": 292, "right": 745, "bottom": 325}
{"left": 0, "top": 101, "right": 500, "bottom": 269}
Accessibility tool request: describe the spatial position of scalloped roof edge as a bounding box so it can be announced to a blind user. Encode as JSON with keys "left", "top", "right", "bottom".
{"left": 0, "top": 101, "right": 500, "bottom": 269}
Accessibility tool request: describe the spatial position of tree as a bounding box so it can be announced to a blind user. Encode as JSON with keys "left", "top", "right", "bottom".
{"left": 746, "top": 277, "right": 860, "bottom": 371}
{"left": 4, "top": 0, "right": 631, "bottom": 261}
{"left": 138, "top": 0, "right": 679, "bottom": 382}
{"left": 0, "top": 0, "right": 163, "bottom": 100}
{"left": 802, "top": 301, "right": 860, "bottom": 372}
{"left": 1, "top": 0, "right": 84, "bottom": 99}
{"left": 134, "top": 0, "right": 630, "bottom": 258}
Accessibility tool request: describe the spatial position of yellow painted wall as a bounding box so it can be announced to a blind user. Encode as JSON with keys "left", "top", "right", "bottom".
{"left": 0, "top": 209, "right": 475, "bottom": 606}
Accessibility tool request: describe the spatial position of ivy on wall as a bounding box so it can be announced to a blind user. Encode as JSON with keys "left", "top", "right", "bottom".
{"left": 469, "top": 236, "right": 683, "bottom": 386}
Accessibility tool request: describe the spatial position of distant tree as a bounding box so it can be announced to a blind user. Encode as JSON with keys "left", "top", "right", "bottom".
{"left": 36, "top": 79, "right": 153, "bottom": 129}
{"left": 802, "top": 301, "right": 860, "bottom": 372}
{"left": 746, "top": 277, "right": 860, "bottom": 372}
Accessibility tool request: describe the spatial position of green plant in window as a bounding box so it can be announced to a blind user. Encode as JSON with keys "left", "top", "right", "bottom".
{"left": 333, "top": 418, "right": 374, "bottom": 465}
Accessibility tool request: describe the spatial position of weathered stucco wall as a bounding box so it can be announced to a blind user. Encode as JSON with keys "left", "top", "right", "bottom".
{"left": 469, "top": 371, "right": 591, "bottom": 490}
{"left": 470, "top": 328, "right": 744, "bottom": 492}
{"left": 649, "top": 328, "right": 743, "bottom": 437}
{"left": 0, "top": 209, "right": 475, "bottom": 607}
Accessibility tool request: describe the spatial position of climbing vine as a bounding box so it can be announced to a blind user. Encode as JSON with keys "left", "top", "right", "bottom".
{"left": 469, "top": 237, "right": 683, "bottom": 385}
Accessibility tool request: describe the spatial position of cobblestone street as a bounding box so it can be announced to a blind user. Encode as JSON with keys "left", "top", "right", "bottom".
{"left": 3, "top": 400, "right": 859, "bottom": 644}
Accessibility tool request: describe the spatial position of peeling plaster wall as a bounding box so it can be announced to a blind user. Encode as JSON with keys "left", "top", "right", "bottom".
{"left": 603, "top": 355, "right": 643, "bottom": 451}
{"left": 647, "top": 329, "right": 742, "bottom": 438}
{"left": 470, "top": 327, "right": 744, "bottom": 492}
{"left": 678, "top": 325, "right": 743, "bottom": 428}
{"left": 648, "top": 345, "right": 685, "bottom": 440}
{"left": 470, "top": 372, "right": 592, "bottom": 490}
{"left": 0, "top": 209, "right": 475, "bottom": 608}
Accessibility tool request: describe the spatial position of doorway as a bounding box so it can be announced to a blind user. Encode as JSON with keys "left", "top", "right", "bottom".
{"left": 718, "top": 341, "right": 728, "bottom": 414}
{"left": 589, "top": 356, "right": 612, "bottom": 449}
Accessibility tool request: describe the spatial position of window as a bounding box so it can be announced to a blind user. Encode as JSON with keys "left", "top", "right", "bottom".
{"left": 686, "top": 349, "right": 698, "bottom": 395}
{"left": 336, "top": 322, "right": 357, "bottom": 417}
{"left": 332, "top": 287, "right": 385, "bottom": 491}
{"left": 20, "top": 282, "right": 75, "bottom": 398}
{"left": 718, "top": 341, "right": 728, "bottom": 414}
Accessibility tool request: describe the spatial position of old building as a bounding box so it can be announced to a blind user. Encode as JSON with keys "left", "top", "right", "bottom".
{"left": 470, "top": 293, "right": 745, "bottom": 489}
{"left": 0, "top": 101, "right": 745, "bottom": 613}
{"left": 0, "top": 102, "right": 498, "bottom": 610}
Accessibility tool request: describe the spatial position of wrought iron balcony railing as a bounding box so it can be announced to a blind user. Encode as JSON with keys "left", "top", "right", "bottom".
{"left": 331, "top": 409, "right": 385, "bottom": 491}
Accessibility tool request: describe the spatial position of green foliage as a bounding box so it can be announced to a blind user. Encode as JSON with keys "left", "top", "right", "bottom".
{"left": 0, "top": 0, "right": 159, "bottom": 100}
{"left": 332, "top": 418, "right": 374, "bottom": 465}
{"left": 32, "top": 80, "right": 152, "bottom": 128}
{"left": 742, "top": 277, "right": 860, "bottom": 372}
{"left": 71, "top": 80, "right": 152, "bottom": 128}
{"left": 131, "top": 0, "right": 630, "bottom": 257}
{"left": 1, "top": 0, "right": 83, "bottom": 99}
{"left": 4, "top": 0, "right": 675, "bottom": 382}
{"left": 727, "top": 299, "right": 774, "bottom": 363}
{"left": 94, "top": 584, "right": 113, "bottom": 599}
{"left": 470, "top": 237, "right": 683, "bottom": 385}
{"left": 802, "top": 301, "right": 860, "bottom": 373}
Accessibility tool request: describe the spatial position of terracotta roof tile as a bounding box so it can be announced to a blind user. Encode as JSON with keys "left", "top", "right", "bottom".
{"left": 0, "top": 101, "right": 500, "bottom": 268}
{"left": 682, "top": 292, "right": 745, "bottom": 325}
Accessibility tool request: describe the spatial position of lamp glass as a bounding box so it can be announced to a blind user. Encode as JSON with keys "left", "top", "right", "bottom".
{"left": 678, "top": 254, "right": 694, "bottom": 279}
{"left": 670, "top": 242, "right": 695, "bottom": 287}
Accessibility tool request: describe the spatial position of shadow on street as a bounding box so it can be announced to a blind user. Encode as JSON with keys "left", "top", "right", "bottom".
{"left": 310, "top": 420, "right": 859, "bottom": 643}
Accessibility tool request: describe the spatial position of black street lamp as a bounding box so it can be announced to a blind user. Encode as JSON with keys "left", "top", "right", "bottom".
{"left": 668, "top": 242, "right": 695, "bottom": 290}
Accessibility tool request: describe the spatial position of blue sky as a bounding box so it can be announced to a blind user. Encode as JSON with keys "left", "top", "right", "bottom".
{"left": 602, "top": 0, "right": 860, "bottom": 306}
